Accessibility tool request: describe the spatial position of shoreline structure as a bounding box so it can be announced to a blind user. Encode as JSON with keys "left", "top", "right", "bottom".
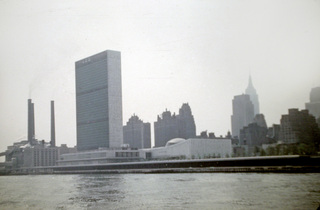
{"left": 2, "top": 155, "right": 319, "bottom": 175}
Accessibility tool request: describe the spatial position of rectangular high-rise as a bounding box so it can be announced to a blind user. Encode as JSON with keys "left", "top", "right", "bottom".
{"left": 123, "top": 115, "right": 151, "bottom": 149}
{"left": 75, "top": 50, "right": 123, "bottom": 151}
{"left": 231, "top": 94, "right": 254, "bottom": 139}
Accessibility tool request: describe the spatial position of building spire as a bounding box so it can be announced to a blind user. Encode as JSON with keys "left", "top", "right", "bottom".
{"left": 245, "top": 74, "right": 259, "bottom": 115}
{"left": 246, "top": 74, "right": 256, "bottom": 95}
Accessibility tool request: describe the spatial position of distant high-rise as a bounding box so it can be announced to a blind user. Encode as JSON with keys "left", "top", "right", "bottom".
{"left": 305, "top": 86, "right": 320, "bottom": 119}
{"left": 178, "top": 103, "right": 196, "bottom": 139}
{"left": 231, "top": 94, "right": 254, "bottom": 138}
{"left": 154, "top": 103, "right": 196, "bottom": 147}
{"left": 154, "top": 110, "right": 179, "bottom": 147}
{"left": 239, "top": 122, "right": 268, "bottom": 150}
{"left": 123, "top": 114, "right": 151, "bottom": 149}
{"left": 75, "top": 50, "right": 123, "bottom": 151}
{"left": 253, "top": 114, "right": 267, "bottom": 128}
{"left": 245, "top": 75, "right": 260, "bottom": 115}
{"left": 279, "top": 109, "right": 320, "bottom": 145}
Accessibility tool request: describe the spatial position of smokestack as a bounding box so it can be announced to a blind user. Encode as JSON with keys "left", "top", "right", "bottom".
{"left": 27, "top": 99, "right": 35, "bottom": 144}
{"left": 50, "top": 100, "right": 56, "bottom": 147}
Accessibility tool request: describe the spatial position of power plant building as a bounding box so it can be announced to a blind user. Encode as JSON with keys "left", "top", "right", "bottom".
{"left": 1, "top": 99, "right": 77, "bottom": 172}
{"left": 75, "top": 50, "right": 123, "bottom": 151}
{"left": 123, "top": 115, "right": 151, "bottom": 149}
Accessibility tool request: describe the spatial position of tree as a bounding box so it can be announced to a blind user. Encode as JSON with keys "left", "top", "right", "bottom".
{"left": 267, "top": 147, "right": 275, "bottom": 156}
{"left": 260, "top": 148, "right": 266, "bottom": 156}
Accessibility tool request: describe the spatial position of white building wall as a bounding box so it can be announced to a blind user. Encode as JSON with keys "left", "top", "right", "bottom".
{"left": 150, "top": 138, "right": 232, "bottom": 159}
{"left": 58, "top": 149, "right": 145, "bottom": 166}
{"left": 189, "top": 139, "right": 232, "bottom": 158}
{"left": 151, "top": 140, "right": 190, "bottom": 159}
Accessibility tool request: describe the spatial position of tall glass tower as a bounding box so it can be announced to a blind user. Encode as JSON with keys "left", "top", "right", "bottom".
{"left": 75, "top": 50, "right": 123, "bottom": 151}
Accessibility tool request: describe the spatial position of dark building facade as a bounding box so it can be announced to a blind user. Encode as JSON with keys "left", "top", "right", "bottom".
{"left": 279, "top": 109, "right": 320, "bottom": 146}
{"left": 154, "top": 103, "right": 196, "bottom": 147}
{"left": 123, "top": 115, "right": 151, "bottom": 149}
{"left": 266, "top": 124, "right": 280, "bottom": 143}
{"left": 238, "top": 114, "right": 268, "bottom": 151}
{"left": 253, "top": 114, "right": 267, "bottom": 128}
{"left": 239, "top": 123, "right": 268, "bottom": 148}
{"left": 75, "top": 50, "right": 123, "bottom": 151}
{"left": 177, "top": 103, "right": 196, "bottom": 139}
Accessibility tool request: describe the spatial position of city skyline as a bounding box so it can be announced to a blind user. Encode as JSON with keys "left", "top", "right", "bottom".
{"left": 1, "top": 1, "right": 320, "bottom": 155}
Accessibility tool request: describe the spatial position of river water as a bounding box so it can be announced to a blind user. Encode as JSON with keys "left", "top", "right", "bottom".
{"left": 0, "top": 173, "right": 319, "bottom": 209}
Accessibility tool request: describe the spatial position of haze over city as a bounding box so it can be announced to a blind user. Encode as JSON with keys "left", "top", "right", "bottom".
{"left": 1, "top": 0, "right": 320, "bottom": 155}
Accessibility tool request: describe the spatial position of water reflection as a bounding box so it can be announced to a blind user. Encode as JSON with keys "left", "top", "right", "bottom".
{"left": 69, "top": 174, "right": 125, "bottom": 208}
{"left": 0, "top": 173, "right": 319, "bottom": 209}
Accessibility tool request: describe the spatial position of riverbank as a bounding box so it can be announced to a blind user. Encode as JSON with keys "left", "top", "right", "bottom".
{"left": 2, "top": 155, "right": 320, "bottom": 175}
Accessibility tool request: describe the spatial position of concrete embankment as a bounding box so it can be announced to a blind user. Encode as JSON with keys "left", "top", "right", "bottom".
{"left": 51, "top": 166, "right": 320, "bottom": 174}
{"left": 4, "top": 155, "right": 320, "bottom": 175}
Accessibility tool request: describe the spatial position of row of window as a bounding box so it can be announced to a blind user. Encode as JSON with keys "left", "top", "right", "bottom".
{"left": 115, "top": 152, "right": 139, "bottom": 158}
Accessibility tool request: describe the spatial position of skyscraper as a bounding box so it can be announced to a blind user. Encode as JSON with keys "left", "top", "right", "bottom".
{"left": 123, "top": 114, "right": 151, "bottom": 149}
{"left": 75, "top": 50, "right": 123, "bottom": 151}
{"left": 231, "top": 94, "right": 254, "bottom": 138}
{"left": 245, "top": 75, "right": 260, "bottom": 115}
{"left": 305, "top": 86, "right": 320, "bottom": 119}
{"left": 178, "top": 103, "right": 196, "bottom": 139}
{"left": 154, "top": 109, "right": 179, "bottom": 147}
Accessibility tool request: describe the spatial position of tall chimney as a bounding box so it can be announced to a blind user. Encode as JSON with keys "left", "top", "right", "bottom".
{"left": 50, "top": 100, "right": 56, "bottom": 147}
{"left": 27, "top": 99, "right": 35, "bottom": 144}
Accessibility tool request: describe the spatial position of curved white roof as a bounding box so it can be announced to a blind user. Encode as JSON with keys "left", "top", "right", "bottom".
{"left": 165, "top": 138, "right": 186, "bottom": 147}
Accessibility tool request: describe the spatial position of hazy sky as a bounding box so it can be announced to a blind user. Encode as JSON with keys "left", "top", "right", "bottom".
{"left": 1, "top": 0, "right": 320, "bottom": 153}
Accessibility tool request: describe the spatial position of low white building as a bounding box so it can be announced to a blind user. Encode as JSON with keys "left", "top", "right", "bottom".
{"left": 147, "top": 138, "right": 232, "bottom": 159}
{"left": 57, "top": 148, "right": 147, "bottom": 166}
{"left": 56, "top": 138, "right": 232, "bottom": 166}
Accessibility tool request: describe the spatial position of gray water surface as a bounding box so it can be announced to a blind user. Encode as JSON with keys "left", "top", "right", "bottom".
{"left": 0, "top": 173, "right": 319, "bottom": 209}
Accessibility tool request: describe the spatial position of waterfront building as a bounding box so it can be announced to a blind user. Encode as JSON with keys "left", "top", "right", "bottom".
{"left": 23, "top": 145, "right": 59, "bottom": 167}
{"left": 123, "top": 114, "right": 151, "bottom": 149}
{"left": 305, "top": 86, "right": 320, "bottom": 119}
{"left": 147, "top": 138, "right": 232, "bottom": 159}
{"left": 154, "top": 103, "right": 196, "bottom": 147}
{"left": 2, "top": 139, "right": 76, "bottom": 170}
{"left": 57, "top": 137, "right": 232, "bottom": 166}
{"left": 75, "top": 50, "right": 123, "bottom": 151}
{"left": 279, "top": 109, "right": 320, "bottom": 145}
{"left": 231, "top": 94, "right": 254, "bottom": 138}
{"left": 57, "top": 148, "right": 146, "bottom": 166}
{"left": 245, "top": 75, "right": 260, "bottom": 115}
